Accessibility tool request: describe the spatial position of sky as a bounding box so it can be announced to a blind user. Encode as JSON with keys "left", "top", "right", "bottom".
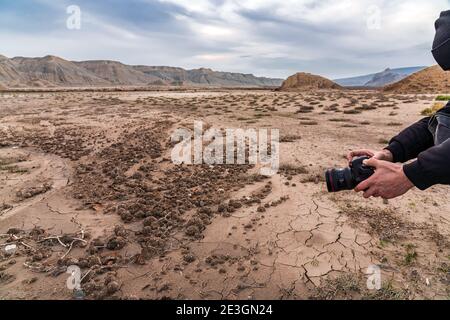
{"left": 1, "top": 0, "right": 449, "bottom": 79}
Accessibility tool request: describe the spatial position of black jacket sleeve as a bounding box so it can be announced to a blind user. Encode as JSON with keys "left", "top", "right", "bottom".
{"left": 385, "top": 117, "right": 434, "bottom": 163}
{"left": 384, "top": 103, "right": 450, "bottom": 190}
{"left": 403, "top": 139, "right": 450, "bottom": 190}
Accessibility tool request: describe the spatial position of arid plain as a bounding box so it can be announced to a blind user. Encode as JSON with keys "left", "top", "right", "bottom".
{"left": 0, "top": 89, "right": 449, "bottom": 300}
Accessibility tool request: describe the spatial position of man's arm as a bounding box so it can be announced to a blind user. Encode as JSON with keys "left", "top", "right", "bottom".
{"left": 356, "top": 139, "right": 450, "bottom": 198}
{"left": 403, "top": 138, "right": 450, "bottom": 190}
{"left": 385, "top": 117, "right": 434, "bottom": 163}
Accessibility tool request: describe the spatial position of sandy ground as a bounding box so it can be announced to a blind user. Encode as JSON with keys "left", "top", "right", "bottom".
{"left": 0, "top": 89, "right": 448, "bottom": 300}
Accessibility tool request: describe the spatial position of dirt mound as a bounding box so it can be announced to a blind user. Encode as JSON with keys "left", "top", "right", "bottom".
{"left": 280, "top": 72, "right": 342, "bottom": 91}
{"left": 384, "top": 65, "right": 450, "bottom": 93}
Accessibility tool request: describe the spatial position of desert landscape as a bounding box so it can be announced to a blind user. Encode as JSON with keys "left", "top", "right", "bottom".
{"left": 1, "top": 59, "right": 450, "bottom": 300}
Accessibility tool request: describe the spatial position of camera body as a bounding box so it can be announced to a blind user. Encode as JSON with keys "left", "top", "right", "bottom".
{"left": 325, "top": 156, "right": 375, "bottom": 192}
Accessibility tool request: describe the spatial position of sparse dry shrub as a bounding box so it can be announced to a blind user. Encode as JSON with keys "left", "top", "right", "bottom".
{"left": 421, "top": 102, "right": 445, "bottom": 116}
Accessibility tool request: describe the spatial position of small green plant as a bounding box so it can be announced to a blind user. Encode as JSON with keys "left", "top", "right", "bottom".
{"left": 435, "top": 95, "right": 450, "bottom": 101}
{"left": 379, "top": 239, "right": 390, "bottom": 248}
{"left": 404, "top": 244, "right": 418, "bottom": 265}
{"left": 364, "top": 281, "right": 409, "bottom": 300}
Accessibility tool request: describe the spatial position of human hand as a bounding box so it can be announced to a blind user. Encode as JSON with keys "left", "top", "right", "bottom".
{"left": 354, "top": 158, "right": 414, "bottom": 199}
{"left": 347, "top": 149, "right": 393, "bottom": 164}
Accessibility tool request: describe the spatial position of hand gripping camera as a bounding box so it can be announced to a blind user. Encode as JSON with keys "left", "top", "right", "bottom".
{"left": 325, "top": 156, "right": 375, "bottom": 192}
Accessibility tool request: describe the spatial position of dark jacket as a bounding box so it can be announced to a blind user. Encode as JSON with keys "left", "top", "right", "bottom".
{"left": 386, "top": 101, "right": 450, "bottom": 190}
{"left": 385, "top": 11, "right": 450, "bottom": 190}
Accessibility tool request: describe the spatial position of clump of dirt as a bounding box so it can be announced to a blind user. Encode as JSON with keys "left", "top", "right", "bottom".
{"left": 205, "top": 254, "right": 230, "bottom": 267}
{"left": 69, "top": 120, "right": 265, "bottom": 260}
{"left": 83, "top": 272, "right": 122, "bottom": 299}
{"left": 267, "top": 195, "right": 290, "bottom": 207}
{"left": 6, "top": 126, "right": 100, "bottom": 161}
{"left": 279, "top": 164, "right": 308, "bottom": 178}
{"left": 219, "top": 181, "right": 273, "bottom": 217}
{"left": 0, "top": 203, "right": 12, "bottom": 212}
{"left": 0, "top": 272, "right": 15, "bottom": 285}
{"left": 106, "top": 236, "right": 127, "bottom": 251}
{"left": 185, "top": 217, "right": 207, "bottom": 238}
{"left": 16, "top": 183, "right": 52, "bottom": 199}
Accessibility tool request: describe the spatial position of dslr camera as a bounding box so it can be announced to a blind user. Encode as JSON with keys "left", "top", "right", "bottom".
{"left": 325, "top": 156, "right": 375, "bottom": 192}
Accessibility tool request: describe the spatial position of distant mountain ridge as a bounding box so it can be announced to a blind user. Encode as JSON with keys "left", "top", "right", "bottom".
{"left": 334, "top": 66, "right": 427, "bottom": 87}
{"left": 0, "top": 54, "right": 283, "bottom": 88}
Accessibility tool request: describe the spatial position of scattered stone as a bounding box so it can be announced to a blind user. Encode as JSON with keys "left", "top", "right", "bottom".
{"left": 4, "top": 244, "right": 17, "bottom": 256}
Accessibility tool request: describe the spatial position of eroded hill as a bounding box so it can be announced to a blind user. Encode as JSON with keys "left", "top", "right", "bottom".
{"left": 281, "top": 72, "right": 342, "bottom": 91}
{"left": 384, "top": 65, "right": 450, "bottom": 93}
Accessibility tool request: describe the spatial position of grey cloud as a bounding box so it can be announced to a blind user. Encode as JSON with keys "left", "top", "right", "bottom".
{"left": 2, "top": 0, "right": 448, "bottom": 79}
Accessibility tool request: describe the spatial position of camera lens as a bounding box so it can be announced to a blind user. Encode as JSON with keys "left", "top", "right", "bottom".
{"left": 325, "top": 168, "right": 353, "bottom": 192}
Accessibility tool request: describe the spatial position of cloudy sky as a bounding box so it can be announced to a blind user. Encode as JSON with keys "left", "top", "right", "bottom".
{"left": 1, "top": 0, "right": 449, "bottom": 79}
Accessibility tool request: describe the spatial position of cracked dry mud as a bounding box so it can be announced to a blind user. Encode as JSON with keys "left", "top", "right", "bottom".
{"left": 0, "top": 90, "right": 449, "bottom": 300}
